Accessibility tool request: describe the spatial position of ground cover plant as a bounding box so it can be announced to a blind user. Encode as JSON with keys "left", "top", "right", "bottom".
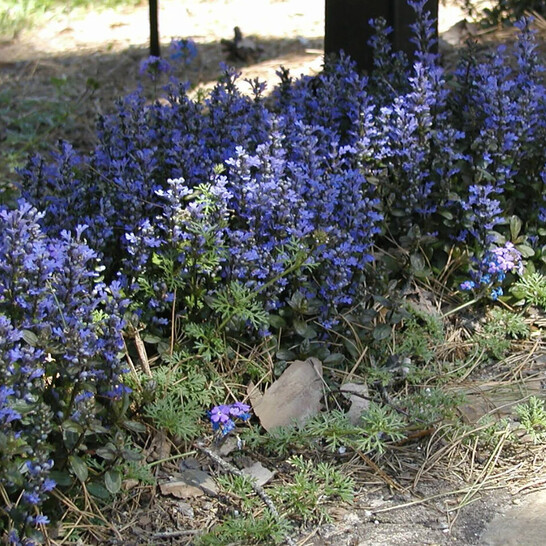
{"left": 2, "top": 1, "right": 546, "bottom": 544}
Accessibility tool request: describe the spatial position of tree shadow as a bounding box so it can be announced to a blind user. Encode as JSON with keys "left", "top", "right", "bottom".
{"left": 0, "top": 34, "right": 323, "bottom": 191}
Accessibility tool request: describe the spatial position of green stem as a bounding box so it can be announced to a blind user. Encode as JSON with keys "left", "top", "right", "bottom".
{"left": 442, "top": 297, "right": 479, "bottom": 318}
{"left": 146, "top": 450, "right": 198, "bottom": 468}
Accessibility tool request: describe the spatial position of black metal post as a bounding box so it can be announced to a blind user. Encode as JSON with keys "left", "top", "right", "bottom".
{"left": 324, "top": 0, "right": 438, "bottom": 73}
{"left": 149, "top": 0, "right": 160, "bottom": 57}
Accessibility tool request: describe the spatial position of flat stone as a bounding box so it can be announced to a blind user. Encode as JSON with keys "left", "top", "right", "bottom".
{"left": 178, "top": 468, "right": 218, "bottom": 496}
{"left": 480, "top": 490, "right": 546, "bottom": 546}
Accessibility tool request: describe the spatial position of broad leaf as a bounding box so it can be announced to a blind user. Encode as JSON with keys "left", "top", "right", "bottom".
{"left": 68, "top": 455, "right": 88, "bottom": 482}
{"left": 104, "top": 470, "right": 122, "bottom": 494}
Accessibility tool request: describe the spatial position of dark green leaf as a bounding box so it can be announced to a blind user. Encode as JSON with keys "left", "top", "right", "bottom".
{"left": 373, "top": 295, "right": 392, "bottom": 308}
{"left": 299, "top": 338, "right": 311, "bottom": 353}
{"left": 324, "top": 353, "right": 345, "bottom": 365}
{"left": 62, "top": 420, "right": 84, "bottom": 434}
{"left": 63, "top": 430, "right": 79, "bottom": 450}
{"left": 359, "top": 309, "right": 378, "bottom": 323}
{"left": 410, "top": 253, "right": 426, "bottom": 274}
{"left": 343, "top": 338, "right": 359, "bottom": 359}
{"left": 276, "top": 349, "right": 295, "bottom": 361}
{"left": 293, "top": 319, "right": 316, "bottom": 339}
{"left": 88, "top": 422, "right": 109, "bottom": 434}
{"left": 373, "top": 324, "right": 392, "bottom": 341}
{"left": 68, "top": 455, "right": 88, "bottom": 482}
{"left": 95, "top": 446, "right": 117, "bottom": 461}
{"left": 268, "top": 314, "right": 287, "bottom": 328}
{"left": 87, "top": 482, "right": 110, "bottom": 500}
{"left": 122, "top": 420, "right": 147, "bottom": 434}
{"left": 104, "top": 470, "right": 122, "bottom": 494}
{"left": 49, "top": 470, "right": 72, "bottom": 487}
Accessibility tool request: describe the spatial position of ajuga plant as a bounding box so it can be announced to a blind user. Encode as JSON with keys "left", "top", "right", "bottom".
{"left": 8, "top": 0, "right": 546, "bottom": 541}
{"left": 17, "top": 2, "right": 546, "bottom": 332}
{"left": 15, "top": 1, "right": 546, "bottom": 305}
{"left": 0, "top": 202, "right": 132, "bottom": 545}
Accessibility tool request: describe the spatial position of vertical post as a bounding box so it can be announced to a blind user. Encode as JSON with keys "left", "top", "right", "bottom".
{"left": 149, "top": 0, "right": 160, "bottom": 57}
{"left": 324, "top": 0, "right": 387, "bottom": 72}
{"left": 324, "top": 0, "right": 439, "bottom": 73}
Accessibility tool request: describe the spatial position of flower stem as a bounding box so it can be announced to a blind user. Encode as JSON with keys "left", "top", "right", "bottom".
{"left": 442, "top": 297, "right": 479, "bottom": 318}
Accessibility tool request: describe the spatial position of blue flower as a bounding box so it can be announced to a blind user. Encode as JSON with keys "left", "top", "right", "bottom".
{"left": 460, "top": 280, "right": 475, "bottom": 291}
{"left": 168, "top": 38, "right": 198, "bottom": 65}
{"left": 139, "top": 56, "right": 172, "bottom": 81}
{"left": 209, "top": 402, "right": 252, "bottom": 436}
{"left": 32, "top": 515, "right": 50, "bottom": 526}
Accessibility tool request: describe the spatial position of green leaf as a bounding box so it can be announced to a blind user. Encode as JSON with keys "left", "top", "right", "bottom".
{"left": 343, "top": 338, "right": 359, "bottom": 359}
{"left": 373, "top": 324, "right": 391, "bottom": 341}
{"left": 62, "top": 420, "right": 84, "bottom": 434}
{"left": 63, "top": 430, "right": 79, "bottom": 450}
{"left": 104, "top": 470, "right": 122, "bottom": 494}
{"left": 410, "top": 253, "right": 430, "bottom": 277}
{"left": 21, "top": 330, "right": 38, "bottom": 347}
{"left": 268, "top": 314, "right": 287, "bottom": 328}
{"left": 122, "top": 420, "right": 147, "bottom": 434}
{"left": 49, "top": 470, "right": 72, "bottom": 487}
{"left": 324, "top": 353, "right": 345, "bottom": 365}
{"left": 373, "top": 295, "right": 392, "bottom": 308}
{"left": 68, "top": 455, "right": 88, "bottom": 483}
{"left": 510, "top": 215, "right": 522, "bottom": 241}
{"left": 87, "top": 482, "right": 110, "bottom": 500}
{"left": 88, "top": 422, "right": 109, "bottom": 434}
{"left": 293, "top": 319, "right": 317, "bottom": 339}
{"left": 276, "top": 349, "right": 296, "bottom": 361}
{"left": 516, "top": 244, "right": 535, "bottom": 258}
{"left": 95, "top": 445, "right": 117, "bottom": 461}
{"left": 143, "top": 334, "right": 162, "bottom": 344}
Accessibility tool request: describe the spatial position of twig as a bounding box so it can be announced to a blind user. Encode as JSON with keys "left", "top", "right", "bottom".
{"left": 122, "top": 335, "right": 139, "bottom": 380}
{"left": 195, "top": 440, "right": 297, "bottom": 546}
{"left": 355, "top": 450, "right": 405, "bottom": 493}
{"left": 134, "top": 328, "right": 153, "bottom": 377}
{"left": 152, "top": 529, "right": 200, "bottom": 538}
{"left": 368, "top": 483, "right": 505, "bottom": 514}
{"left": 448, "top": 425, "right": 510, "bottom": 529}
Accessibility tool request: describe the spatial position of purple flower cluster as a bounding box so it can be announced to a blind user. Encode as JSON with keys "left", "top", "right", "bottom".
{"left": 460, "top": 242, "right": 523, "bottom": 299}
{"left": 0, "top": 202, "right": 129, "bottom": 543}
{"left": 208, "top": 402, "right": 251, "bottom": 436}
{"left": 14, "top": 9, "right": 546, "bottom": 328}
{"left": 168, "top": 38, "right": 198, "bottom": 65}
{"left": 139, "top": 55, "right": 172, "bottom": 81}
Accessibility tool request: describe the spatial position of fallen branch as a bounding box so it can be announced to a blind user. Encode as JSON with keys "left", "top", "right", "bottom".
{"left": 195, "top": 440, "right": 297, "bottom": 546}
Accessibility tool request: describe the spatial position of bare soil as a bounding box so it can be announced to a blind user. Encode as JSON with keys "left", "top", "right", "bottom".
{"left": 1, "top": 1, "right": 546, "bottom": 545}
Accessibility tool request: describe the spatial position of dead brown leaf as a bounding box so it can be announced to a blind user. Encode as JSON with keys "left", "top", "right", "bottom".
{"left": 248, "top": 357, "right": 323, "bottom": 431}
{"left": 159, "top": 481, "right": 204, "bottom": 499}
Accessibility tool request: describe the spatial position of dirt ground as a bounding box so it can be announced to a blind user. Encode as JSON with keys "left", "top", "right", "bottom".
{"left": 1, "top": 1, "right": 546, "bottom": 544}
